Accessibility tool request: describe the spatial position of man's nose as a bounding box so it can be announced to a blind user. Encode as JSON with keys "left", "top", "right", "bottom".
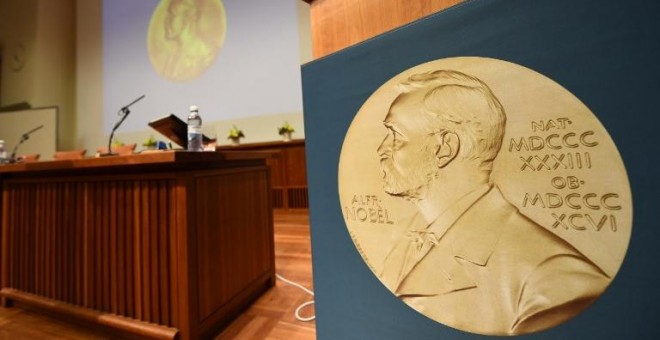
{"left": 377, "top": 134, "right": 391, "bottom": 157}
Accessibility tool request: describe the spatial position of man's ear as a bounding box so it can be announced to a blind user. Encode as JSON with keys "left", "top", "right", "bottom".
{"left": 434, "top": 132, "right": 459, "bottom": 168}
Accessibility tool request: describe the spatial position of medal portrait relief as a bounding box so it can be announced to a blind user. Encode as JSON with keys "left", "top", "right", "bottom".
{"left": 147, "top": 0, "right": 226, "bottom": 82}
{"left": 338, "top": 57, "right": 632, "bottom": 335}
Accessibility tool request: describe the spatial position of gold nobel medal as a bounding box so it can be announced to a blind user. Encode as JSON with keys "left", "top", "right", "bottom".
{"left": 338, "top": 57, "right": 632, "bottom": 335}
{"left": 147, "top": 0, "right": 226, "bottom": 82}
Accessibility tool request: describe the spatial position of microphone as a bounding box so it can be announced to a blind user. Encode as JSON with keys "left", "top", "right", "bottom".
{"left": 101, "top": 94, "right": 145, "bottom": 156}
{"left": 9, "top": 125, "right": 44, "bottom": 163}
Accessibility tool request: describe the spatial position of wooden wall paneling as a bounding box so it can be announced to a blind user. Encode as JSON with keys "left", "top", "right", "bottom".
{"left": 0, "top": 179, "right": 2, "bottom": 295}
{"left": 100, "top": 182, "right": 109, "bottom": 310}
{"left": 308, "top": 0, "right": 464, "bottom": 58}
{"left": 195, "top": 170, "right": 272, "bottom": 320}
{"left": 59, "top": 183, "right": 67, "bottom": 302}
{"left": 61, "top": 183, "right": 69, "bottom": 302}
{"left": 168, "top": 178, "right": 180, "bottom": 329}
{"left": 149, "top": 180, "right": 159, "bottom": 324}
{"left": 11, "top": 185, "right": 19, "bottom": 292}
{"left": 16, "top": 184, "right": 24, "bottom": 292}
{"left": 83, "top": 181, "right": 91, "bottom": 308}
{"left": 0, "top": 208, "right": 314, "bottom": 339}
{"left": 0, "top": 152, "right": 274, "bottom": 339}
{"left": 125, "top": 180, "right": 135, "bottom": 319}
{"left": 285, "top": 146, "right": 308, "bottom": 186}
{"left": 1, "top": 184, "right": 5, "bottom": 299}
{"left": 195, "top": 174, "right": 217, "bottom": 321}
{"left": 267, "top": 156, "right": 285, "bottom": 187}
{"left": 102, "top": 181, "right": 110, "bottom": 312}
{"left": 140, "top": 180, "right": 151, "bottom": 322}
{"left": 94, "top": 181, "right": 103, "bottom": 310}
{"left": 217, "top": 140, "right": 308, "bottom": 210}
{"left": 93, "top": 182, "right": 102, "bottom": 308}
{"left": 46, "top": 182, "right": 53, "bottom": 298}
{"left": 194, "top": 167, "right": 274, "bottom": 337}
{"left": 158, "top": 181, "right": 171, "bottom": 326}
{"left": 1, "top": 185, "right": 6, "bottom": 298}
{"left": 19, "top": 184, "right": 26, "bottom": 293}
{"left": 117, "top": 181, "right": 126, "bottom": 316}
{"left": 267, "top": 155, "right": 286, "bottom": 209}
{"left": 15, "top": 185, "right": 21, "bottom": 292}
{"left": 29, "top": 184, "right": 35, "bottom": 291}
{"left": 34, "top": 184, "right": 42, "bottom": 297}
{"left": 174, "top": 175, "right": 195, "bottom": 340}
{"left": 1, "top": 176, "right": 177, "bottom": 326}
{"left": 83, "top": 181, "right": 91, "bottom": 309}
{"left": 70, "top": 182, "right": 77, "bottom": 304}
{"left": 14, "top": 184, "right": 21, "bottom": 292}
{"left": 75, "top": 182, "right": 84, "bottom": 306}
{"left": 75, "top": 182, "right": 84, "bottom": 305}
{"left": 132, "top": 180, "right": 143, "bottom": 321}
{"left": 21, "top": 184, "right": 29, "bottom": 295}
{"left": 284, "top": 146, "right": 309, "bottom": 208}
{"left": 102, "top": 181, "right": 109, "bottom": 310}
{"left": 60, "top": 183, "right": 66, "bottom": 302}
{"left": 109, "top": 180, "right": 118, "bottom": 315}
{"left": 89, "top": 183, "right": 98, "bottom": 308}
{"left": 1, "top": 184, "right": 10, "bottom": 301}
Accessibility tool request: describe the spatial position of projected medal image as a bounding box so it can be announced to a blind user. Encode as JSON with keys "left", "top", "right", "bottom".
{"left": 338, "top": 57, "right": 632, "bottom": 335}
{"left": 148, "top": 0, "right": 226, "bottom": 82}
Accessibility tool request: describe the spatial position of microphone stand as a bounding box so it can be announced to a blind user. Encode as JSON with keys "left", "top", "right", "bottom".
{"left": 9, "top": 125, "right": 44, "bottom": 163}
{"left": 101, "top": 94, "right": 145, "bottom": 157}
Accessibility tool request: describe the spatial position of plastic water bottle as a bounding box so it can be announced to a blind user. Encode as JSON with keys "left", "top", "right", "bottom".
{"left": 0, "top": 139, "right": 7, "bottom": 163}
{"left": 187, "top": 105, "right": 203, "bottom": 152}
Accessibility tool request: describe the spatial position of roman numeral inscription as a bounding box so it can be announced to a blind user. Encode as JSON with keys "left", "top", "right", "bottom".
{"left": 508, "top": 118, "right": 598, "bottom": 172}
{"left": 522, "top": 189, "right": 620, "bottom": 232}
{"left": 518, "top": 152, "right": 592, "bottom": 171}
{"left": 509, "top": 118, "right": 624, "bottom": 232}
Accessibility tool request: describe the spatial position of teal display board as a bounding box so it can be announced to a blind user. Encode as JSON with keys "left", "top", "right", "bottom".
{"left": 302, "top": 0, "right": 660, "bottom": 338}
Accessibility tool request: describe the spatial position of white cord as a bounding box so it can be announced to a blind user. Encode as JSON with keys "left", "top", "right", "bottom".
{"left": 275, "top": 273, "right": 315, "bottom": 322}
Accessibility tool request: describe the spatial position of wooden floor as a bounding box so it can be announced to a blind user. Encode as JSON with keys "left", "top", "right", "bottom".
{"left": 0, "top": 210, "right": 316, "bottom": 340}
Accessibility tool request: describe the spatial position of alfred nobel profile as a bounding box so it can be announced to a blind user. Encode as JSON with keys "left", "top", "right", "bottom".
{"left": 376, "top": 70, "right": 610, "bottom": 335}
{"left": 148, "top": 0, "right": 225, "bottom": 82}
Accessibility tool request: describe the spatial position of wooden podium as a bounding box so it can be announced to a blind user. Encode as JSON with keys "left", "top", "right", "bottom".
{"left": 0, "top": 151, "right": 274, "bottom": 339}
{"left": 217, "top": 139, "right": 308, "bottom": 210}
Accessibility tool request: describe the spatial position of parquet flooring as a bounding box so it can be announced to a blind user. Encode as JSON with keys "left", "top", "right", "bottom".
{"left": 0, "top": 210, "right": 316, "bottom": 339}
{"left": 216, "top": 211, "right": 316, "bottom": 339}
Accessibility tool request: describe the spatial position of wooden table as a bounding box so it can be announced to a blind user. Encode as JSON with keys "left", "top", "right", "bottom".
{"left": 0, "top": 151, "right": 275, "bottom": 339}
{"left": 217, "top": 139, "right": 308, "bottom": 210}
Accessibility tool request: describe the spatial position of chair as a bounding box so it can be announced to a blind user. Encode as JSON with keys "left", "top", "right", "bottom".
{"left": 53, "top": 149, "right": 87, "bottom": 160}
{"left": 17, "top": 153, "right": 40, "bottom": 163}
{"left": 96, "top": 143, "right": 136, "bottom": 156}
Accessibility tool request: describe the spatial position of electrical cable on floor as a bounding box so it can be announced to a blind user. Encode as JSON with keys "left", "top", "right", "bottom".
{"left": 275, "top": 273, "right": 315, "bottom": 322}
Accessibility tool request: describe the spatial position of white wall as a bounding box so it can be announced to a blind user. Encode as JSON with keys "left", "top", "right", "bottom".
{"left": 0, "top": 107, "right": 57, "bottom": 160}
{"left": 76, "top": 0, "right": 311, "bottom": 152}
{"left": 1, "top": 0, "right": 311, "bottom": 153}
{"left": 75, "top": 0, "right": 105, "bottom": 152}
{"left": 0, "top": 0, "right": 75, "bottom": 150}
{"left": 34, "top": 0, "right": 75, "bottom": 149}
{"left": 0, "top": 0, "right": 39, "bottom": 108}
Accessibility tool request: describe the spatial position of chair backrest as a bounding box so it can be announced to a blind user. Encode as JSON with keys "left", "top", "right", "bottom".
{"left": 53, "top": 149, "right": 87, "bottom": 160}
{"left": 96, "top": 143, "right": 136, "bottom": 156}
{"left": 17, "top": 154, "right": 40, "bottom": 163}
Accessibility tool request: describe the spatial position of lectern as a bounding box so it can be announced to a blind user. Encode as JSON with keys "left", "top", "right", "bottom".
{"left": 0, "top": 151, "right": 274, "bottom": 339}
